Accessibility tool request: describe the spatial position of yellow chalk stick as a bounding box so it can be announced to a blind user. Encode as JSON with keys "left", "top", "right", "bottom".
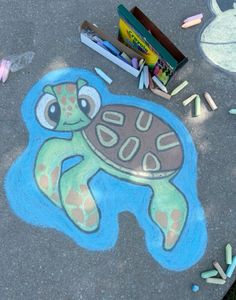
{"left": 226, "top": 243, "right": 232, "bottom": 265}
{"left": 182, "top": 94, "right": 198, "bottom": 106}
{"left": 151, "top": 88, "right": 171, "bottom": 100}
{"left": 171, "top": 80, "right": 188, "bottom": 96}
{"left": 194, "top": 95, "right": 201, "bottom": 117}
{"left": 204, "top": 92, "right": 218, "bottom": 110}
{"left": 213, "top": 261, "right": 227, "bottom": 280}
{"left": 182, "top": 18, "right": 202, "bottom": 28}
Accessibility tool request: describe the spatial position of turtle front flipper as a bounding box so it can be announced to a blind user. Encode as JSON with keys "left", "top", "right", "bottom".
{"left": 149, "top": 178, "right": 187, "bottom": 250}
{"left": 60, "top": 159, "right": 100, "bottom": 232}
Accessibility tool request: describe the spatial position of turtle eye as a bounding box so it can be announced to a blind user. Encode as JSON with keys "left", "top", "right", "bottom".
{"left": 78, "top": 86, "right": 101, "bottom": 119}
{"left": 36, "top": 93, "right": 61, "bottom": 129}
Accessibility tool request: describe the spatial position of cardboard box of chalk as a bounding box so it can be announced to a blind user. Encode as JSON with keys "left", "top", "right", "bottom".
{"left": 80, "top": 21, "right": 145, "bottom": 77}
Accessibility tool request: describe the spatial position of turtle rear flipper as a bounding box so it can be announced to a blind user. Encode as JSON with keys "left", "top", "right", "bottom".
{"left": 149, "top": 178, "right": 187, "bottom": 250}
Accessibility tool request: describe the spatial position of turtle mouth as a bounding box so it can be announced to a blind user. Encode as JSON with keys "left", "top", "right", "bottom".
{"left": 63, "top": 118, "right": 84, "bottom": 126}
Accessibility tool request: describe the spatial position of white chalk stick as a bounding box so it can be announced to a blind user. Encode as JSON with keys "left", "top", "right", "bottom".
{"left": 139, "top": 70, "right": 144, "bottom": 90}
{"left": 152, "top": 76, "right": 168, "bottom": 93}
{"left": 206, "top": 278, "right": 226, "bottom": 285}
{"left": 213, "top": 261, "right": 227, "bottom": 280}
{"left": 151, "top": 88, "right": 171, "bottom": 100}
{"left": 143, "top": 65, "right": 149, "bottom": 89}
{"left": 204, "top": 92, "right": 218, "bottom": 110}
{"left": 226, "top": 243, "right": 232, "bottom": 265}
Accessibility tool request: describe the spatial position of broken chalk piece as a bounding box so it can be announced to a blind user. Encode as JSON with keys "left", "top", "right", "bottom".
{"left": 150, "top": 88, "right": 171, "bottom": 100}
{"left": 0, "top": 59, "right": 7, "bottom": 81}
{"left": 184, "top": 13, "right": 203, "bottom": 23}
{"left": 143, "top": 66, "right": 149, "bottom": 89}
{"left": 229, "top": 109, "right": 236, "bottom": 115}
{"left": 171, "top": 80, "right": 189, "bottom": 96}
{"left": 182, "top": 19, "right": 202, "bottom": 28}
{"left": 131, "top": 57, "right": 138, "bottom": 69}
{"left": 191, "top": 284, "right": 199, "bottom": 292}
{"left": 182, "top": 94, "right": 198, "bottom": 106}
{"left": 148, "top": 72, "right": 155, "bottom": 89}
{"left": 2, "top": 60, "right": 12, "bottom": 83}
{"left": 204, "top": 92, "right": 218, "bottom": 110}
{"left": 94, "top": 67, "right": 112, "bottom": 84}
{"left": 206, "top": 278, "right": 226, "bottom": 285}
{"left": 226, "top": 256, "right": 236, "bottom": 278}
{"left": 120, "top": 52, "right": 132, "bottom": 63}
{"left": 102, "top": 41, "right": 120, "bottom": 56}
{"left": 152, "top": 76, "right": 168, "bottom": 93}
{"left": 139, "top": 70, "right": 144, "bottom": 90}
{"left": 194, "top": 95, "right": 201, "bottom": 117}
{"left": 213, "top": 261, "right": 227, "bottom": 280}
{"left": 226, "top": 244, "right": 233, "bottom": 265}
{"left": 201, "top": 270, "right": 218, "bottom": 279}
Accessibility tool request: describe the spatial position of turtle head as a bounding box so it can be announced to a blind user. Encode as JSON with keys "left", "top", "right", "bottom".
{"left": 36, "top": 79, "right": 101, "bottom": 132}
{"left": 200, "top": 0, "right": 236, "bottom": 72}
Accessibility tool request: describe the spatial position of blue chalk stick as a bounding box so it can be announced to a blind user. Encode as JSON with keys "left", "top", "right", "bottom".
{"left": 97, "top": 41, "right": 108, "bottom": 51}
{"left": 226, "top": 256, "right": 236, "bottom": 278}
{"left": 102, "top": 41, "right": 120, "bottom": 56}
{"left": 191, "top": 284, "right": 199, "bottom": 292}
{"left": 117, "top": 55, "right": 130, "bottom": 65}
{"left": 138, "top": 70, "right": 144, "bottom": 90}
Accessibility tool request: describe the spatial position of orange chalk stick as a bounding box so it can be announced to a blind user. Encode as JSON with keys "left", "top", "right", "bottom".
{"left": 181, "top": 19, "right": 201, "bottom": 28}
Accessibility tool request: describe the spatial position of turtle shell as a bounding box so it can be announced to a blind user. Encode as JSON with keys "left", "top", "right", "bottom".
{"left": 82, "top": 105, "right": 183, "bottom": 179}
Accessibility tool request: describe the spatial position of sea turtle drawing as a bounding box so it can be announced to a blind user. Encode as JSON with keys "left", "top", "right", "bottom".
{"left": 200, "top": 0, "right": 236, "bottom": 72}
{"left": 34, "top": 78, "right": 187, "bottom": 251}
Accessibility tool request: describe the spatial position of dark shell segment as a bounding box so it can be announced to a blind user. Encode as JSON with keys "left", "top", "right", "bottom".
{"left": 83, "top": 105, "right": 183, "bottom": 178}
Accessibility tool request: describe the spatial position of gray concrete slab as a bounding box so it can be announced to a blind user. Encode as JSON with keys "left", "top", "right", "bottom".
{"left": 0, "top": 0, "right": 236, "bottom": 299}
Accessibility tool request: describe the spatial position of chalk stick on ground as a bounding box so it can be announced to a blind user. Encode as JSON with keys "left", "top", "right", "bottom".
{"left": 204, "top": 92, "right": 218, "bottom": 110}
{"left": 2, "top": 60, "right": 12, "bottom": 83}
{"left": 194, "top": 95, "right": 201, "bottom": 117}
{"left": 150, "top": 88, "right": 171, "bottom": 100}
{"left": 191, "top": 284, "right": 199, "bottom": 292}
{"left": 152, "top": 76, "right": 168, "bottom": 93}
{"left": 182, "top": 19, "right": 202, "bottom": 28}
{"left": 94, "top": 67, "right": 112, "bottom": 84}
{"left": 213, "top": 261, "right": 227, "bottom": 280}
{"left": 201, "top": 270, "right": 219, "bottom": 279}
{"left": 229, "top": 109, "right": 236, "bottom": 115}
{"left": 0, "top": 59, "right": 7, "bottom": 81}
{"left": 171, "top": 80, "right": 188, "bottom": 96}
{"left": 206, "top": 278, "right": 226, "bottom": 285}
{"left": 226, "top": 256, "right": 236, "bottom": 278}
{"left": 139, "top": 70, "right": 144, "bottom": 90}
{"left": 226, "top": 244, "right": 233, "bottom": 265}
{"left": 143, "top": 66, "right": 149, "bottom": 89}
{"left": 182, "top": 94, "right": 197, "bottom": 106}
{"left": 184, "top": 13, "right": 203, "bottom": 23}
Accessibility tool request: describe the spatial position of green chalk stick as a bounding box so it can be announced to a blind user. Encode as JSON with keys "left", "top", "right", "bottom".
{"left": 206, "top": 278, "right": 226, "bottom": 285}
{"left": 194, "top": 95, "right": 201, "bottom": 117}
{"left": 201, "top": 270, "right": 218, "bottom": 279}
{"left": 226, "top": 243, "right": 232, "bottom": 265}
{"left": 229, "top": 109, "right": 236, "bottom": 115}
{"left": 171, "top": 80, "right": 188, "bottom": 96}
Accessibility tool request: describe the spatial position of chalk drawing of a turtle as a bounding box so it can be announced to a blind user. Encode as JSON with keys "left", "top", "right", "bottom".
{"left": 35, "top": 78, "right": 187, "bottom": 250}
{"left": 200, "top": 0, "right": 236, "bottom": 72}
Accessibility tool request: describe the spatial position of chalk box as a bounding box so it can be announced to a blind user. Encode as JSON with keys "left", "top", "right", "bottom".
{"left": 117, "top": 5, "right": 188, "bottom": 85}
{"left": 80, "top": 21, "right": 145, "bottom": 77}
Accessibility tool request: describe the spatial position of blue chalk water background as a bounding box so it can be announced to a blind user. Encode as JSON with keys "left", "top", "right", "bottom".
{"left": 4, "top": 68, "right": 207, "bottom": 271}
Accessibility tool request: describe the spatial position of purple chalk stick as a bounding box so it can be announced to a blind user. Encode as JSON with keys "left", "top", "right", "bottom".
{"left": 183, "top": 13, "right": 203, "bottom": 23}
{"left": 131, "top": 57, "right": 138, "bottom": 69}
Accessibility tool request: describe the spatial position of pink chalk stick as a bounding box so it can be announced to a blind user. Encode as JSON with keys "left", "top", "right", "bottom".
{"left": 0, "top": 59, "right": 7, "bottom": 81}
{"left": 2, "top": 60, "right": 12, "bottom": 83}
{"left": 183, "top": 13, "right": 203, "bottom": 23}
